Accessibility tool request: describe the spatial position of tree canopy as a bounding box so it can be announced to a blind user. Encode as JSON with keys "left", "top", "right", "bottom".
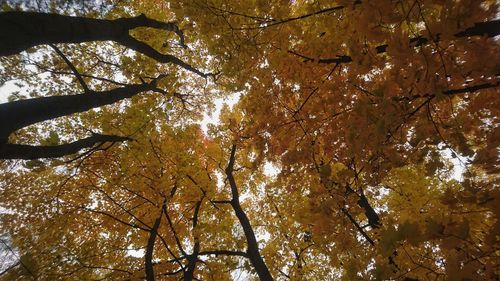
{"left": 0, "top": 0, "right": 498, "bottom": 280}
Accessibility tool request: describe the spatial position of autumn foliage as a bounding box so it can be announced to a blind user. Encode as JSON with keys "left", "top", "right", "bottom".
{"left": 0, "top": 0, "right": 498, "bottom": 280}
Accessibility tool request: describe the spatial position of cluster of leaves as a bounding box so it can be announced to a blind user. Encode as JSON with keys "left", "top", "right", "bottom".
{"left": 1, "top": 0, "right": 498, "bottom": 280}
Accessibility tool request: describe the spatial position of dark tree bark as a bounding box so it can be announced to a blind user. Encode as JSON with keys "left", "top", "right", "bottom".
{"left": 225, "top": 145, "right": 274, "bottom": 281}
{"left": 0, "top": 81, "right": 157, "bottom": 141}
{"left": 198, "top": 250, "right": 248, "bottom": 257}
{"left": 184, "top": 200, "right": 202, "bottom": 281}
{"left": 0, "top": 12, "right": 210, "bottom": 159}
{"left": 0, "top": 12, "right": 208, "bottom": 77}
{"left": 145, "top": 209, "right": 163, "bottom": 281}
{"left": 0, "top": 77, "right": 163, "bottom": 159}
{"left": 454, "top": 20, "right": 500, "bottom": 37}
{"left": 357, "top": 191, "right": 381, "bottom": 229}
{"left": 341, "top": 208, "right": 375, "bottom": 246}
{"left": 288, "top": 19, "right": 500, "bottom": 65}
{"left": 0, "top": 133, "right": 130, "bottom": 159}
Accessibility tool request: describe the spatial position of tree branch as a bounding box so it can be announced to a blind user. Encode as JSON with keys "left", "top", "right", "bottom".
{"left": 0, "top": 12, "right": 208, "bottom": 77}
{"left": 440, "top": 81, "right": 499, "bottom": 97}
{"left": 454, "top": 19, "right": 500, "bottom": 37}
{"left": 118, "top": 14, "right": 187, "bottom": 48}
{"left": 225, "top": 145, "right": 274, "bottom": 281}
{"left": 145, "top": 207, "right": 163, "bottom": 281}
{"left": 184, "top": 199, "right": 203, "bottom": 281}
{"left": 244, "top": 5, "right": 345, "bottom": 30}
{"left": 357, "top": 191, "right": 381, "bottom": 229}
{"left": 0, "top": 133, "right": 131, "bottom": 159}
{"left": 49, "top": 44, "right": 90, "bottom": 93}
{"left": 115, "top": 35, "right": 209, "bottom": 77}
{"left": 163, "top": 204, "right": 187, "bottom": 257}
{"left": 0, "top": 79, "right": 159, "bottom": 141}
{"left": 341, "top": 208, "right": 375, "bottom": 246}
{"left": 293, "top": 20, "right": 500, "bottom": 65}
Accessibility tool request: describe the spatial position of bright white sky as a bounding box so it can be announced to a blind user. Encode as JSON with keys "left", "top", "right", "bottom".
{"left": 200, "top": 92, "right": 240, "bottom": 134}
{"left": 0, "top": 81, "right": 19, "bottom": 103}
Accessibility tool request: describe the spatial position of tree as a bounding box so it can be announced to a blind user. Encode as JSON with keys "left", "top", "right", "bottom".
{"left": 0, "top": 123, "right": 273, "bottom": 280}
{"left": 1, "top": 1, "right": 499, "bottom": 280}
{"left": 178, "top": 0, "right": 498, "bottom": 279}
{"left": 0, "top": 11, "right": 207, "bottom": 76}
{"left": 0, "top": 10, "right": 210, "bottom": 159}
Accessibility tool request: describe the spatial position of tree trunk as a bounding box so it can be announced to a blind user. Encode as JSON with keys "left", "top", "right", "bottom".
{"left": 225, "top": 145, "right": 274, "bottom": 281}
{"left": 184, "top": 200, "right": 202, "bottom": 281}
{"left": 145, "top": 210, "right": 163, "bottom": 281}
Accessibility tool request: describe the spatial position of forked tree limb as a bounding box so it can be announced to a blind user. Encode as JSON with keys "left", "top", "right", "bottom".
{"left": 0, "top": 12, "right": 209, "bottom": 77}
{"left": 0, "top": 76, "right": 166, "bottom": 159}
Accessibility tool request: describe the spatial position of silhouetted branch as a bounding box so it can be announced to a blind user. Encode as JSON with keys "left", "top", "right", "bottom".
{"left": 341, "top": 208, "right": 375, "bottom": 246}
{"left": 290, "top": 20, "right": 500, "bottom": 65}
{"left": 0, "top": 78, "right": 160, "bottom": 140}
{"left": 0, "top": 12, "right": 210, "bottom": 77}
{"left": 49, "top": 44, "right": 90, "bottom": 93}
{"left": 198, "top": 250, "right": 248, "bottom": 258}
{"left": 184, "top": 199, "right": 203, "bottom": 281}
{"left": 225, "top": 145, "right": 274, "bottom": 281}
{"left": 0, "top": 134, "right": 131, "bottom": 159}
{"left": 146, "top": 207, "right": 164, "bottom": 281}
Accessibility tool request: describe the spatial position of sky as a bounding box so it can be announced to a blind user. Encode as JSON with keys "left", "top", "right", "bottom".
{"left": 0, "top": 81, "right": 18, "bottom": 103}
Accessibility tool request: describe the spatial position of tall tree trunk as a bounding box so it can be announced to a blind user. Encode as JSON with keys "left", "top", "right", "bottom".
{"left": 225, "top": 145, "right": 274, "bottom": 281}
{"left": 184, "top": 200, "right": 202, "bottom": 281}
{"left": 145, "top": 209, "right": 163, "bottom": 281}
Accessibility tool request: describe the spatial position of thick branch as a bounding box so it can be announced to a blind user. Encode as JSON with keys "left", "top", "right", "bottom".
{"left": 441, "top": 81, "right": 499, "bottom": 97}
{"left": 455, "top": 19, "right": 500, "bottom": 37}
{"left": 115, "top": 36, "right": 208, "bottom": 77}
{"left": 405, "top": 81, "right": 499, "bottom": 100}
{"left": 292, "top": 20, "right": 500, "bottom": 65}
{"left": 0, "top": 80, "right": 157, "bottom": 140}
{"left": 118, "top": 14, "right": 186, "bottom": 47}
{"left": 357, "top": 191, "right": 381, "bottom": 229}
{"left": 0, "top": 134, "right": 130, "bottom": 159}
{"left": 0, "top": 12, "right": 207, "bottom": 76}
{"left": 184, "top": 200, "right": 202, "bottom": 281}
{"left": 146, "top": 208, "right": 163, "bottom": 281}
{"left": 0, "top": 12, "right": 182, "bottom": 53}
{"left": 225, "top": 145, "right": 273, "bottom": 281}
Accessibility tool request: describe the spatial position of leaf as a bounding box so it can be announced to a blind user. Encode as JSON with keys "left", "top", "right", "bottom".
{"left": 0, "top": 1, "right": 497, "bottom": 280}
